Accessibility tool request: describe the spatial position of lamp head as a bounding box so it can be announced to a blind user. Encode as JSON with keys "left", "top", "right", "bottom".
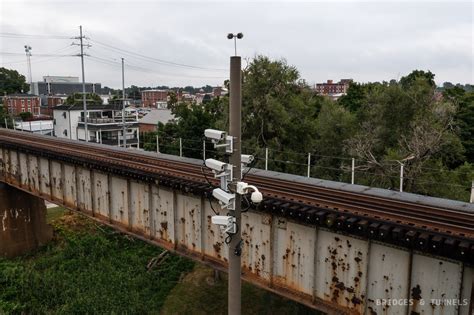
{"left": 227, "top": 33, "right": 234, "bottom": 39}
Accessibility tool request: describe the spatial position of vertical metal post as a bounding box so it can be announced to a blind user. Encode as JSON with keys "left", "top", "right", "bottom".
{"left": 351, "top": 158, "right": 355, "bottom": 185}
{"left": 470, "top": 180, "right": 474, "bottom": 203}
{"left": 228, "top": 55, "right": 242, "bottom": 315}
{"left": 79, "top": 25, "right": 88, "bottom": 142}
{"left": 400, "top": 163, "right": 404, "bottom": 192}
{"left": 4, "top": 118, "right": 8, "bottom": 129}
{"left": 122, "top": 57, "right": 127, "bottom": 148}
{"left": 39, "top": 120, "right": 42, "bottom": 135}
{"left": 156, "top": 135, "right": 159, "bottom": 153}
{"left": 307, "top": 153, "right": 311, "bottom": 178}
{"left": 265, "top": 147, "right": 268, "bottom": 171}
{"left": 203, "top": 140, "right": 206, "bottom": 160}
{"left": 13, "top": 119, "right": 16, "bottom": 130}
{"left": 179, "top": 138, "right": 182, "bottom": 157}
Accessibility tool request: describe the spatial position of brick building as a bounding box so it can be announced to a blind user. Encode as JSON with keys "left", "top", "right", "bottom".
{"left": 4, "top": 94, "right": 41, "bottom": 116}
{"left": 141, "top": 90, "right": 169, "bottom": 108}
{"left": 40, "top": 95, "right": 66, "bottom": 117}
{"left": 315, "top": 79, "right": 353, "bottom": 96}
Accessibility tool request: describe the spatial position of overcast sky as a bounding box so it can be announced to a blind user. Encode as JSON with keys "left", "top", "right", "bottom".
{"left": 1, "top": 0, "right": 472, "bottom": 89}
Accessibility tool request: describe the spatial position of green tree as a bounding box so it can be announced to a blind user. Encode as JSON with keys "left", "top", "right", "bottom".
{"left": 65, "top": 93, "right": 103, "bottom": 106}
{"left": 399, "top": 70, "right": 435, "bottom": 89}
{"left": 444, "top": 87, "right": 474, "bottom": 163}
{"left": 19, "top": 112, "right": 33, "bottom": 121}
{"left": 0, "top": 105, "right": 13, "bottom": 128}
{"left": 0, "top": 67, "right": 29, "bottom": 95}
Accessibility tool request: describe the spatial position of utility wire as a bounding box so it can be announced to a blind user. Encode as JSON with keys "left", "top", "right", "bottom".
{"left": 89, "top": 38, "right": 227, "bottom": 71}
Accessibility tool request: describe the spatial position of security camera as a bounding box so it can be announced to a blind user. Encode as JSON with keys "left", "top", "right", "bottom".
{"left": 241, "top": 154, "right": 254, "bottom": 165}
{"left": 211, "top": 215, "right": 236, "bottom": 234}
{"left": 250, "top": 190, "right": 263, "bottom": 204}
{"left": 236, "top": 181, "right": 263, "bottom": 204}
{"left": 205, "top": 129, "right": 227, "bottom": 142}
{"left": 212, "top": 188, "right": 236, "bottom": 209}
{"left": 205, "top": 158, "right": 227, "bottom": 172}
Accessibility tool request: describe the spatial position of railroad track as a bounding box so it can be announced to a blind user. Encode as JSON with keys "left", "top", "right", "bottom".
{"left": 1, "top": 129, "right": 473, "bottom": 240}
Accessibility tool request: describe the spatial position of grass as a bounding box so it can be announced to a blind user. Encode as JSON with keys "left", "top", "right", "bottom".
{"left": 0, "top": 208, "right": 194, "bottom": 314}
{"left": 161, "top": 264, "right": 322, "bottom": 315}
{"left": 0, "top": 207, "right": 323, "bottom": 315}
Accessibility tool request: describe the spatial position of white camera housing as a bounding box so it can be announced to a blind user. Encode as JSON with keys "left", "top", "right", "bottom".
{"left": 236, "top": 181, "right": 263, "bottom": 204}
{"left": 211, "top": 215, "right": 236, "bottom": 234}
{"left": 241, "top": 154, "right": 254, "bottom": 165}
{"left": 204, "top": 129, "right": 226, "bottom": 142}
{"left": 205, "top": 158, "right": 228, "bottom": 172}
{"left": 212, "top": 188, "right": 236, "bottom": 209}
{"left": 204, "top": 128, "right": 233, "bottom": 153}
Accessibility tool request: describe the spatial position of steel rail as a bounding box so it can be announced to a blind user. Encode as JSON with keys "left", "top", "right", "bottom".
{"left": 1, "top": 130, "right": 473, "bottom": 238}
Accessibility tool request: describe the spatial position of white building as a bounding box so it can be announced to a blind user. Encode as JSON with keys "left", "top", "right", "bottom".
{"left": 53, "top": 104, "right": 140, "bottom": 148}
{"left": 15, "top": 120, "right": 54, "bottom": 136}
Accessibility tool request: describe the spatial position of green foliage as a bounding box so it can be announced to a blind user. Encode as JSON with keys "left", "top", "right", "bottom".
{"left": 161, "top": 264, "right": 321, "bottom": 315}
{"left": 0, "top": 212, "right": 194, "bottom": 314}
{"left": 141, "top": 55, "right": 473, "bottom": 201}
{"left": 65, "top": 93, "right": 103, "bottom": 106}
{"left": 399, "top": 69, "right": 435, "bottom": 89}
{"left": 0, "top": 105, "right": 13, "bottom": 128}
{"left": 18, "top": 112, "right": 33, "bottom": 121}
{"left": 0, "top": 67, "right": 29, "bottom": 95}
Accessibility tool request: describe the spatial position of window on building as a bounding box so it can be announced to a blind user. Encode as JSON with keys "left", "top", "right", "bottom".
{"left": 21, "top": 99, "right": 25, "bottom": 105}
{"left": 27, "top": 99, "right": 31, "bottom": 105}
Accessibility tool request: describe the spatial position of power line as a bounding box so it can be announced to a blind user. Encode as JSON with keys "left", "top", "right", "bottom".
{"left": 0, "top": 32, "right": 71, "bottom": 39}
{"left": 86, "top": 55, "right": 227, "bottom": 80}
{"left": 89, "top": 38, "right": 227, "bottom": 72}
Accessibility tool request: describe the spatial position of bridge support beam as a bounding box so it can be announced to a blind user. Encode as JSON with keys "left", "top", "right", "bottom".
{"left": 0, "top": 182, "right": 53, "bottom": 258}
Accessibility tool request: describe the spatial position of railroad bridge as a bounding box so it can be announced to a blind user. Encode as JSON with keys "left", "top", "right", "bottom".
{"left": 0, "top": 129, "right": 473, "bottom": 315}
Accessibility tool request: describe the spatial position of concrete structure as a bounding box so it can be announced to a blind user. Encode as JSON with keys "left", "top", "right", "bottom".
{"left": 315, "top": 79, "right": 353, "bottom": 98}
{"left": 138, "top": 109, "right": 175, "bottom": 133}
{"left": 0, "top": 182, "right": 53, "bottom": 257}
{"left": 0, "top": 132, "right": 472, "bottom": 315}
{"left": 53, "top": 104, "right": 139, "bottom": 147}
{"left": 4, "top": 94, "right": 41, "bottom": 116}
{"left": 141, "top": 90, "right": 168, "bottom": 108}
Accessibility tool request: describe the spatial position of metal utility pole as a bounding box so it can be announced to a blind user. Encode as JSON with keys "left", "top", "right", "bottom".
{"left": 79, "top": 26, "right": 88, "bottom": 142}
{"left": 122, "top": 57, "right": 126, "bottom": 147}
{"left": 24, "top": 45, "right": 33, "bottom": 94}
{"left": 228, "top": 55, "right": 242, "bottom": 315}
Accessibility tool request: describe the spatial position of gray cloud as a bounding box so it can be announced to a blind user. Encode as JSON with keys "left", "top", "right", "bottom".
{"left": 1, "top": 0, "right": 472, "bottom": 88}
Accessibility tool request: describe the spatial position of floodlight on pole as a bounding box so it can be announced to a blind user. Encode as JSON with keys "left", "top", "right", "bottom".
{"left": 227, "top": 33, "right": 244, "bottom": 56}
{"left": 24, "top": 45, "right": 33, "bottom": 94}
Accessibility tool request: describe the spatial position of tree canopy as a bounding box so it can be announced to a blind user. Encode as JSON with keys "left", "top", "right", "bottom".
{"left": 0, "top": 67, "right": 29, "bottom": 95}
{"left": 65, "top": 93, "right": 103, "bottom": 106}
{"left": 141, "top": 58, "right": 474, "bottom": 201}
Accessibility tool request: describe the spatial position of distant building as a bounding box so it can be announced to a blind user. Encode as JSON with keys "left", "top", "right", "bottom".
{"left": 4, "top": 94, "right": 41, "bottom": 116}
{"left": 212, "top": 86, "right": 228, "bottom": 97}
{"left": 53, "top": 104, "right": 140, "bottom": 148}
{"left": 141, "top": 90, "right": 169, "bottom": 108}
{"left": 138, "top": 109, "right": 175, "bottom": 133}
{"left": 40, "top": 95, "right": 67, "bottom": 117}
{"left": 315, "top": 79, "right": 353, "bottom": 98}
{"left": 31, "top": 76, "right": 101, "bottom": 96}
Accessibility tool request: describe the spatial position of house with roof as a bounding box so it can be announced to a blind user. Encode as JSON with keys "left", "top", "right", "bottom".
{"left": 138, "top": 109, "right": 175, "bottom": 133}
{"left": 53, "top": 103, "right": 140, "bottom": 148}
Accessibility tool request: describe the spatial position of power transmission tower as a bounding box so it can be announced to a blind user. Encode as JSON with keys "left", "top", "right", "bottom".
{"left": 72, "top": 25, "right": 91, "bottom": 142}
{"left": 24, "top": 45, "right": 32, "bottom": 94}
